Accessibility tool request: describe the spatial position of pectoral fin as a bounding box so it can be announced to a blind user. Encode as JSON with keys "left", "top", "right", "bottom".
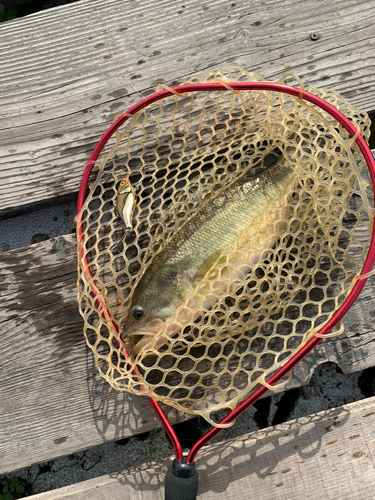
{"left": 193, "top": 250, "right": 222, "bottom": 284}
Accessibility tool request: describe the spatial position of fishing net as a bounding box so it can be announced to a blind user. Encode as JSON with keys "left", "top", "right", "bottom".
{"left": 76, "top": 67, "right": 373, "bottom": 427}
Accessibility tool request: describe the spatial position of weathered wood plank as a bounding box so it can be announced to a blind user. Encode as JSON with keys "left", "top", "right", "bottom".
{"left": 1, "top": 231, "right": 375, "bottom": 474}
{"left": 0, "top": 235, "right": 190, "bottom": 475}
{"left": 1, "top": 0, "right": 375, "bottom": 216}
{"left": 28, "top": 395, "right": 375, "bottom": 500}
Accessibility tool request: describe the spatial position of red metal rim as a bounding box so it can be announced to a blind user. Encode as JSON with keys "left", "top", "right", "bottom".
{"left": 77, "top": 82, "right": 375, "bottom": 463}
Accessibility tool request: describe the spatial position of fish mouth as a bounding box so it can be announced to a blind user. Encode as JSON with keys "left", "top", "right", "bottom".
{"left": 122, "top": 318, "right": 165, "bottom": 356}
{"left": 125, "top": 318, "right": 165, "bottom": 337}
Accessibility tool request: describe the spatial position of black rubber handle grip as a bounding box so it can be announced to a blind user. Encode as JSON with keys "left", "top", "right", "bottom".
{"left": 164, "top": 468, "right": 199, "bottom": 500}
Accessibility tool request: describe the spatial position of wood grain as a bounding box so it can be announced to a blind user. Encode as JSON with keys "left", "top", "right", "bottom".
{"left": 28, "top": 395, "right": 375, "bottom": 500}
{"left": 0, "top": 235, "right": 189, "bottom": 475}
{"left": 1, "top": 232, "right": 375, "bottom": 473}
{"left": 1, "top": 0, "right": 375, "bottom": 217}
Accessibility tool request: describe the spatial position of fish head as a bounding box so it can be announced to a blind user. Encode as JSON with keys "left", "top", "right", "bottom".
{"left": 122, "top": 263, "right": 195, "bottom": 354}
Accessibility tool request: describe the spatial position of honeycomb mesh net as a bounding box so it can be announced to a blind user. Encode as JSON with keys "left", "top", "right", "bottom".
{"left": 76, "top": 67, "right": 372, "bottom": 426}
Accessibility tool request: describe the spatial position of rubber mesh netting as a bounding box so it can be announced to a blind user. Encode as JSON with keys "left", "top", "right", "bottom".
{"left": 76, "top": 67, "right": 372, "bottom": 426}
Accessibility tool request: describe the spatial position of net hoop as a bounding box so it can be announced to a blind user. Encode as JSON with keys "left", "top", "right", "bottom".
{"left": 77, "top": 81, "right": 375, "bottom": 462}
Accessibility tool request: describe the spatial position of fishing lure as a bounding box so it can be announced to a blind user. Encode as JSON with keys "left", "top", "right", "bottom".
{"left": 116, "top": 178, "right": 136, "bottom": 231}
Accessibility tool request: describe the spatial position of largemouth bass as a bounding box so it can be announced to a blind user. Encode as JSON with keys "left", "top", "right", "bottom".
{"left": 122, "top": 161, "right": 296, "bottom": 355}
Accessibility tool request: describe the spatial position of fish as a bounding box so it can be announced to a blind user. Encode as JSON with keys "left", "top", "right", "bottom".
{"left": 122, "top": 160, "right": 296, "bottom": 355}
{"left": 116, "top": 178, "right": 136, "bottom": 231}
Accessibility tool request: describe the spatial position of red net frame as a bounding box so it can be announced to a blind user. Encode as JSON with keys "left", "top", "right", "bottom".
{"left": 77, "top": 81, "right": 375, "bottom": 463}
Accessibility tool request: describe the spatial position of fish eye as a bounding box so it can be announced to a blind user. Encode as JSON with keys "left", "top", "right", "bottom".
{"left": 132, "top": 306, "right": 144, "bottom": 320}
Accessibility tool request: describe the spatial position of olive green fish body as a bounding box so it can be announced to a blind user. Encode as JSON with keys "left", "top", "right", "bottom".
{"left": 123, "top": 162, "right": 295, "bottom": 351}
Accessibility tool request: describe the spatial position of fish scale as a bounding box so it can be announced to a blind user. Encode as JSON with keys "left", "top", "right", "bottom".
{"left": 172, "top": 164, "right": 293, "bottom": 265}
{"left": 169, "top": 163, "right": 294, "bottom": 266}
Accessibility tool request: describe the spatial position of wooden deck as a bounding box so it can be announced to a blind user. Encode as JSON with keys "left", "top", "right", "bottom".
{"left": 1, "top": 231, "right": 375, "bottom": 474}
{"left": 28, "top": 396, "right": 375, "bottom": 500}
{"left": 1, "top": 0, "right": 375, "bottom": 217}
{"left": 1, "top": 0, "right": 375, "bottom": 497}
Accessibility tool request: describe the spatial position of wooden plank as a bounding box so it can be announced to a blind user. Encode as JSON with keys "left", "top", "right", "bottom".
{"left": 1, "top": 231, "right": 375, "bottom": 474}
{"left": 28, "top": 395, "right": 375, "bottom": 500}
{"left": 1, "top": 0, "right": 375, "bottom": 216}
{"left": 0, "top": 235, "right": 190, "bottom": 475}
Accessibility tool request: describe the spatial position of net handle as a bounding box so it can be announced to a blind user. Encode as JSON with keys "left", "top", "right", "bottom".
{"left": 77, "top": 82, "right": 375, "bottom": 465}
